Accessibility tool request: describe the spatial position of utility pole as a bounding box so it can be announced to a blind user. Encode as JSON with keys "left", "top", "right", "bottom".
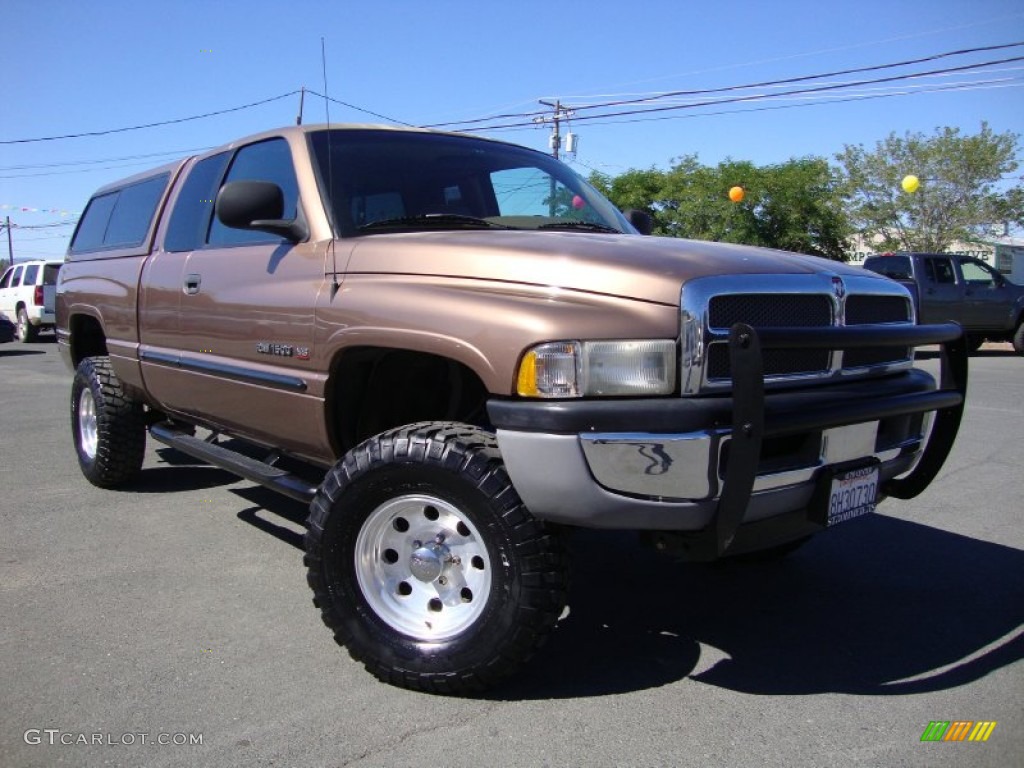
{"left": 535, "top": 99, "right": 575, "bottom": 160}
{"left": 3, "top": 216, "right": 12, "bottom": 270}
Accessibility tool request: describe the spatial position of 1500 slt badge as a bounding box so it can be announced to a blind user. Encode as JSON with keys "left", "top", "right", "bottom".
{"left": 256, "top": 342, "right": 310, "bottom": 360}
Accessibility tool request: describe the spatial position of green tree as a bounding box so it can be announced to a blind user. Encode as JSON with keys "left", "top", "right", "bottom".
{"left": 836, "top": 123, "right": 1024, "bottom": 252}
{"left": 591, "top": 155, "right": 851, "bottom": 259}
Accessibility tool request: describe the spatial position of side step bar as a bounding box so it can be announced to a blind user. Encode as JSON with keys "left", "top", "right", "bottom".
{"left": 150, "top": 423, "right": 318, "bottom": 504}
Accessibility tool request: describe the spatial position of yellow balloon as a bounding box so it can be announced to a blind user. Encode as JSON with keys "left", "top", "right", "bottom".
{"left": 901, "top": 175, "right": 920, "bottom": 193}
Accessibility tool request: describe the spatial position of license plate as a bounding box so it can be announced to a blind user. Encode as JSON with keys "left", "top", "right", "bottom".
{"left": 827, "top": 465, "right": 879, "bottom": 526}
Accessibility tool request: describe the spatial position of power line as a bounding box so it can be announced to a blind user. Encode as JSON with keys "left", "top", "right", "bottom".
{"left": 0, "top": 91, "right": 301, "bottom": 145}
{"left": 561, "top": 41, "right": 1024, "bottom": 112}
{"left": 304, "top": 90, "right": 415, "bottom": 127}
{"left": 421, "top": 42, "right": 1024, "bottom": 131}
{"left": 0, "top": 147, "right": 213, "bottom": 172}
{"left": 452, "top": 54, "right": 1024, "bottom": 133}
{"left": 550, "top": 78, "right": 1024, "bottom": 132}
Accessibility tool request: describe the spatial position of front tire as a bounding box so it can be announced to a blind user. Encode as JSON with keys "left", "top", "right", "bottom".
{"left": 16, "top": 307, "right": 37, "bottom": 343}
{"left": 1014, "top": 320, "right": 1024, "bottom": 355}
{"left": 305, "top": 422, "right": 568, "bottom": 694}
{"left": 71, "top": 356, "right": 146, "bottom": 488}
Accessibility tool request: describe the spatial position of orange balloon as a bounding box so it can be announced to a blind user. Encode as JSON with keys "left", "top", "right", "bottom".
{"left": 728, "top": 186, "right": 745, "bottom": 203}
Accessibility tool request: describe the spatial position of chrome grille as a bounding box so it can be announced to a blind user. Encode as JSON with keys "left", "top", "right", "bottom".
{"left": 680, "top": 273, "right": 917, "bottom": 396}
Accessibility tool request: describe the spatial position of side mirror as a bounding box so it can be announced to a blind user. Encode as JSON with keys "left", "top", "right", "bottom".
{"left": 215, "top": 181, "right": 308, "bottom": 243}
{"left": 623, "top": 208, "right": 653, "bottom": 236}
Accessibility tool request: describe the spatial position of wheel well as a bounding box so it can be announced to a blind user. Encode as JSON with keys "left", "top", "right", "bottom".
{"left": 68, "top": 314, "right": 108, "bottom": 367}
{"left": 328, "top": 347, "right": 490, "bottom": 453}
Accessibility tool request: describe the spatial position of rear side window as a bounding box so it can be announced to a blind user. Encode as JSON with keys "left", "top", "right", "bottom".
{"left": 208, "top": 138, "right": 299, "bottom": 247}
{"left": 43, "top": 264, "right": 61, "bottom": 284}
{"left": 105, "top": 175, "right": 169, "bottom": 247}
{"left": 23, "top": 264, "right": 39, "bottom": 285}
{"left": 165, "top": 152, "right": 230, "bottom": 252}
{"left": 865, "top": 256, "right": 911, "bottom": 280}
{"left": 71, "top": 193, "right": 118, "bottom": 252}
{"left": 71, "top": 174, "right": 170, "bottom": 253}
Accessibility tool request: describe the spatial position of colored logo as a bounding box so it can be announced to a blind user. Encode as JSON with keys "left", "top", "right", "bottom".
{"left": 920, "top": 721, "right": 997, "bottom": 742}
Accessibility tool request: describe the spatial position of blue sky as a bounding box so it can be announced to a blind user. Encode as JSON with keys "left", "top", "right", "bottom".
{"left": 2, "top": 0, "right": 1023, "bottom": 260}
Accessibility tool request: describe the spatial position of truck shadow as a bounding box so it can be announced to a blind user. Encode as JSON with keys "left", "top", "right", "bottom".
{"left": 121, "top": 447, "right": 240, "bottom": 492}
{"left": 489, "top": 518, "right": 1024, "bottom": 700}
{"left": 201, "top": 478, "right": 1024, "bottom": 702}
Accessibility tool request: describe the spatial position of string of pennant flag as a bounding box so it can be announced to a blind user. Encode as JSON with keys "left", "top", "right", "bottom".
{"left": 1, "top": 204, "right": 79, "bottom": 216}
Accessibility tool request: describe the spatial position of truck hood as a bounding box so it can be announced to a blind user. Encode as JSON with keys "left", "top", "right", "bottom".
{"left": 345, "top": 230, "right": 876, "bottom": 306}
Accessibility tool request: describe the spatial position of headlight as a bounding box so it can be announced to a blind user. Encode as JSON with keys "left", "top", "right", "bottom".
{"left": 517, "top": 340, "right": 676, "bottom": 398}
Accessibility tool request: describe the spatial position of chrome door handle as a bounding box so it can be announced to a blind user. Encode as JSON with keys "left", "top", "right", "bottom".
{"left": 184, "top": 274, "right": 201, "bottom": 295}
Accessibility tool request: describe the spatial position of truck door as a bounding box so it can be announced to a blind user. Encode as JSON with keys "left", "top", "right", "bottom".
{"left": 918, "top": 255, "right": 963, "bottom": 325}
{"left": 957, "top": 257, "right": 1011, "bottom": 331}
{"left": 157, "top": 137, "right": 328, "bottom": 458}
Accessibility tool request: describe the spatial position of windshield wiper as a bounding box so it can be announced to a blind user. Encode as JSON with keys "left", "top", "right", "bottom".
{"left": 357, "top": 214, "right": 511, "bottom": 233}
{"left": 536, "top": 220, "right": 622, "bottom": 234}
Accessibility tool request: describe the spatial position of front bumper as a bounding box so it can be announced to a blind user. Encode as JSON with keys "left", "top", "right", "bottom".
{"left": 489, "top": 322, "right": 967, "bottom": 559}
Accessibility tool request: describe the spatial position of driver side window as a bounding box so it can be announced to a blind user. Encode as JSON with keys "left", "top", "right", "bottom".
{"left": 208, "top": 138, "right": 299, "bottom": 247}
{"left": 959, "top": 259, "right": 997, "bottom": 287}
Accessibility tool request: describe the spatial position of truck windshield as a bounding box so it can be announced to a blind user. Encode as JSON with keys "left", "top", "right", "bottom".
{"left": 308, "top": 129, "right": 631, "bottom": 238}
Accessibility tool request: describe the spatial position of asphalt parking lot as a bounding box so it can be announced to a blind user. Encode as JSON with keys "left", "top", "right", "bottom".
{"left": 1, "top": 339, "right": 1022, "bottom": 768}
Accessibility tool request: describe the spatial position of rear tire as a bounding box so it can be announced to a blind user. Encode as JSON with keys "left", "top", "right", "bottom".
{"left": 71, "top": 356, "right": 146, "bottom": 488}
{"left": 16, "top": 307, "right": 37, "bottom": 343}
{"left": 305, "top": 422, "right": 568, "bottom": 694}
{"left": 1013, "top": 320, "right": 1024, "bottom": 355}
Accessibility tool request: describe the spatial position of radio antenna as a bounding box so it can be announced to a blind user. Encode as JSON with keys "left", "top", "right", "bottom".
{"left": 321, "top": 37, "right": 339, "bottom": 295}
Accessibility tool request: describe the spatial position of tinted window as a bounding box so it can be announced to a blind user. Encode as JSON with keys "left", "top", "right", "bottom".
{"left": 23, "top": 264, "right": 39, "bottom": 285}
{"left": 43, "top": 264, "right": 61, "bottom": 284}
{"left": 71, "top": 175, "right": 169, "bottom": 253}
{"left": 165, "top": 153, "right": 230, "bottom": 252}
{"left": 11, "top": 266, "right": 23, "bottom": 287}
{"left": 104, "top": 175, "right": 169, "bottom": 247}
{"left": 865, "top": 256, "right": 911, "bottom": 280}
{"left": 926, "top": 257, "right": 956, "bottom": 284}
{"left": 308, "top": 129, "right": 630, "bottom": 237}
{"left": 208, "top": 139, "right": 298, "bottom": 246}
{"left": 0, "top": 268, "right": 11, "bottom": 289}
{"left": 71, "top": 193, "right": 118, "bottom": 253}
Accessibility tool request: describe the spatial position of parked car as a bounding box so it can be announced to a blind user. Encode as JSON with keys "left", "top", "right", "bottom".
{"left": 57, "top": 125, "right": 966, "bottom": 694}
{"left": 863, "top": 252, "right": 1024, "bottom": 354}
{"left": 0, "top": 259, "right": 63, "bottom": 342}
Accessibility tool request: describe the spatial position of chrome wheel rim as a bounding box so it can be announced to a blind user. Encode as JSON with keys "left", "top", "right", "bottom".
{"left": 354, "top": 494, "right": 492, "bottom": 641}
{"left": 78, "top": 388, "right": 98, "bottom": 460}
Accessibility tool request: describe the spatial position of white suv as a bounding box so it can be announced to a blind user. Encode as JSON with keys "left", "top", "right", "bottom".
{"left": 0, "top": 259, "right": 63, "bottom": 342}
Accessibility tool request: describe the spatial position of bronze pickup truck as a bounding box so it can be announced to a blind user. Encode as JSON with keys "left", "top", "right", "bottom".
{"left": 57, "top": 125, "right": 967, "bottom": 694}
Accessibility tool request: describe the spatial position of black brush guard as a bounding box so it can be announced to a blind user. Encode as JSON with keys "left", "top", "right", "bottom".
{"left": 694, "top": 321, "right": 968, "bottom": 559}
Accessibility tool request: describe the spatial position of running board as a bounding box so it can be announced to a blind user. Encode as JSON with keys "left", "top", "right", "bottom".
{"left": 150, "top": 423, "right": 317, "bottom": 504}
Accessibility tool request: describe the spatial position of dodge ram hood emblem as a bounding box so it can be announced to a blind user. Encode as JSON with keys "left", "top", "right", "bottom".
{"left": 831, "top": 276, "right": 846, "bottom": 301}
